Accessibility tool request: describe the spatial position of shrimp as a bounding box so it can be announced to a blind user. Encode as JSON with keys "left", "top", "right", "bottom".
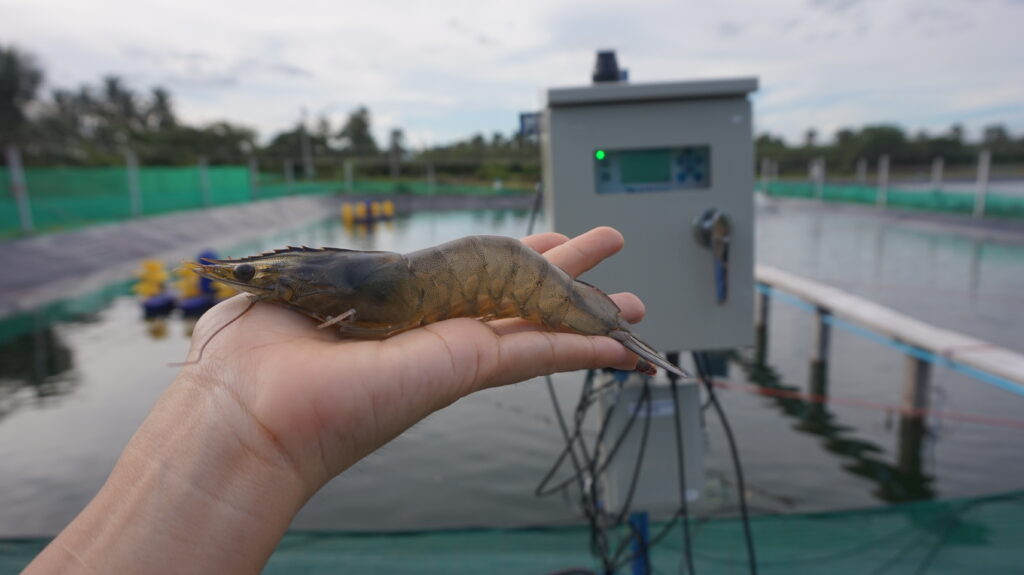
{"left": 189, "top": 235, "right": 684, "bottom": 376}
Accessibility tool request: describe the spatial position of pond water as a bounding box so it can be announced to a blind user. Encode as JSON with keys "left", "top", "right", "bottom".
{"left": 1, "top": 204, "right": 1022, "bottom": 536}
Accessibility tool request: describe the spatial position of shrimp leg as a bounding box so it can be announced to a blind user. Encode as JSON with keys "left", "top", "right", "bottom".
{"left": 317, "top": 309, "right": 357, "bottom": 329}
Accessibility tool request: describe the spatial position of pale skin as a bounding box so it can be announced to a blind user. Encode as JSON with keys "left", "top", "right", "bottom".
{"left": 24, "top": 227, "right": 646, "bottom": 575}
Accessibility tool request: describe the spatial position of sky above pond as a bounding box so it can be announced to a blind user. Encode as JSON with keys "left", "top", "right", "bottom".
{"left": 3, "top": 0, "right": 1022, "bottom": 146}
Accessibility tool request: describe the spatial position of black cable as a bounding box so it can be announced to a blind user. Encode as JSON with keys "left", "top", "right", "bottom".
{"left": 668, "top": 361, "right": 696, "bottom": 575}
{"left": 545, "top": 374, "right": 589, "bottom": 496}
{"left": 545, "top": 373, "right": 614, "bottom": 573}
{"left": 537, "top": 377, "right": 646, "bottom": 497}
{"left": 612, "top": 378, "right": 652, "bottom": 525}
{"left": 693, "top": 351, "right": 758, "bottom": 575}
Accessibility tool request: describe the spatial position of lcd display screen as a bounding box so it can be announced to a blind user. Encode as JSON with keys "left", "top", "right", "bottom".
{"left": 594, "top": 145, "right": 711, "bottom": 194}
{"left": 619, "top": 150, "right": 672, "bottom": 184}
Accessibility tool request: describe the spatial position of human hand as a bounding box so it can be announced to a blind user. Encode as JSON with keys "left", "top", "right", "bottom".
{"left": 179, "top": 226, "right": 645, "bottom": 493}
{"left": 24, "top": 226, "right": 646, "bottom": 575}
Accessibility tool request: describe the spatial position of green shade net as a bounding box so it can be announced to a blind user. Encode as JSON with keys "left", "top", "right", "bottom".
{"left": 2, "top": 491, "right": 1021, "bottom": 574}
{"left": 762, "top": 181, "right": 1024, "bottom": 218}
{"left": 0, "top": 166, "right": 530, "bottom": 239}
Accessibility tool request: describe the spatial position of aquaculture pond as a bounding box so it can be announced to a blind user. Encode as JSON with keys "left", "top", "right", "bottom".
{"left": 1, "top": 204, "right": 1022, "bottom": 537}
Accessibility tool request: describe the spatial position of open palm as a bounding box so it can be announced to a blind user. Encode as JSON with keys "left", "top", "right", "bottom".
{"left": 178, "top": 227, "right": 645, "bottom": 492}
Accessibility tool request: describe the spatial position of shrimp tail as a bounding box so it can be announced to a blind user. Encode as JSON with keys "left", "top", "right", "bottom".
{"left": 608, "top": 329, "right": 688, "bottom": 378}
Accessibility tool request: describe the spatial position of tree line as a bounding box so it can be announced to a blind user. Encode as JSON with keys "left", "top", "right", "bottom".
{"left": 3, "top": 44, "right": 1021, "bottom": 180}
{"left": 0, "top": 44, "right": 537, "bottom": 177}
{"left": 758, "top": 124, "right": 1023, "bottom": 178}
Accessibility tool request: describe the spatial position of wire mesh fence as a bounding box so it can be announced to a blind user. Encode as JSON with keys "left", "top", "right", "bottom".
{"left": 0, "top": 164, "right": 532, "bottom": 240}
{"left": 760, "top": 180, "right": 1024, "bottom": 218}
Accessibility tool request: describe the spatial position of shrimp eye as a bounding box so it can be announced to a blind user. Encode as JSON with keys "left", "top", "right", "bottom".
{"left": 234, "top": 264, "right": 256, "bottom": 282}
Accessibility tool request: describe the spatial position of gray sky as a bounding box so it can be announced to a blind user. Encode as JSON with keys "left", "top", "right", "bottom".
{"left": 3, "top": 0, "right": 1022, "bottom": 147}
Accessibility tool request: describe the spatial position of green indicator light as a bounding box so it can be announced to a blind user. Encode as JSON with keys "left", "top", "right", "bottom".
{"left": 595, "top": 149, "right": 606, "bottom": 161}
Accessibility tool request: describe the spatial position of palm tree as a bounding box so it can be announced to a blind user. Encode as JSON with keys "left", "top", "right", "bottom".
{"left": 0, "top": 45, "right": 44, "bottom": 146}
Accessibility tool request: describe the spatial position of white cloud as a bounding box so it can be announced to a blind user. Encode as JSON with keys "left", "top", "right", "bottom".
{"left": 2, "top": 0, "right": 1021, "bottom": 145}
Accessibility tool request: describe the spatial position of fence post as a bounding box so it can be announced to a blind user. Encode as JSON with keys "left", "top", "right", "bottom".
{"left": 876, "top": 155, "right": 890, "bottom": 207}
{"left": 198, "top": 157, "right": 211, "bottom": 206}
{"left": 300, "top": 108, "right": 315, "bottom": 180}
{"left": 248, "top": 157, "right": 260, "bottom": 201}
{"left": 809, "top": 306, "right": 831, "bottom": 405}
{"left": 930, "top": 157, "right": 944, "bottom": 192}
{"left": 343, "top": 159, "right": 353, "bottom": 193}
{"left": 855, "top": 157, "right": 867, "bottom": 184}
{"left": 973, "top": 149, "right": 991, "bottom": 218}
{"left": 124, "top": 149, "right": 142, "bottom": 217}
{"left": 755, "top": 287, "right": 770, "bottom": 364}
{"left": 898, "top": 356, "right": 931, "bottom": 474}
{"left": 816, "top": 157, "right": 826, "bottom": 200}
{"left": 284, "top": 159, "right": 294, "bottom": 195}
{"left": 5, "top": 145, "right": 34, "bottom": 234}
{"left": 811, "top": 306, "right": 831, "bottom": 365}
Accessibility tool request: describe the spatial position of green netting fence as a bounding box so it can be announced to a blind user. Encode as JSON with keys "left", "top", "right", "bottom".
{"left": 0, "top": 166, "right": 531, "bottom": 239}
{"left": 762, "top": 180, "right": 1024, "bottom": 218}
{"left": 2, "top": 491, "right": 1022, "bottom": 574}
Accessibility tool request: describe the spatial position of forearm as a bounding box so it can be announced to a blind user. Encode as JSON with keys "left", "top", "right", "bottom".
{"left": 24, "top": 375, "right": 310, "bottom": 575}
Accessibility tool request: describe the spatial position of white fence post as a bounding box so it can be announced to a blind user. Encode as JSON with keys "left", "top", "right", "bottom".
{"left": 125, "top": 149, "right": 142, "bottom": 217}
{"left": 930, "top": 157, "right": 944, "bottom": 192}
{"left": 5, "top": 146, "right": 34, "bottom": 234}
{"left": 198, "top": 157, "right": 211, "bottom": 206}
{"left": 248, "top": 157, "right": 260, "bottom": 200}
{"left": 816, "top": 157, "right": 826, "bottom": 200}
{"left": 876, "top": 155, "right": 890, "bottom": 207}
{"left": 974, "top": 149, "right": 991, "bottom": 218}
{"left": 284, "top": 159, "right": 295, "bottom": 195}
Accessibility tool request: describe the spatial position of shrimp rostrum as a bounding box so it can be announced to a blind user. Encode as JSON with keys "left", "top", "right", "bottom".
{"left": 190, "top": 235, "right": 684, "bottom": 376}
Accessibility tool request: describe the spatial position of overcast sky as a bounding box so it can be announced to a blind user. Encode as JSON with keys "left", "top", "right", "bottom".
{"left": 3, "top": 0, "right": 1022, "bottom": 147}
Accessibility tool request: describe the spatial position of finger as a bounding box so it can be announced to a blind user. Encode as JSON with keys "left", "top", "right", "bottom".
{"left": 480, "top": 330, "right": 638, "bottom": 390}
{"left": 521, "top": 232, "right": 568, "bottom": 254}
{"left": 540, "top": 226, "right": 624, "bottom": 278}
{"left": 487, "top": 291, "right": 645, "bottom": 336}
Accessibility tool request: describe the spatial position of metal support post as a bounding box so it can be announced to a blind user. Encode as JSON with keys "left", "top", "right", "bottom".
{"left": 5, "top": 146, "right": 33, "bottom": 234}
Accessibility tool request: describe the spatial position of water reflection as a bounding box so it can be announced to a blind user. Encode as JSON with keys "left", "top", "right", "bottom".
{"left": 0, "top": 318, "right": 77, "bottom": 421}
{"left": 733, "top": 352, "right": 937, "bottom": 503}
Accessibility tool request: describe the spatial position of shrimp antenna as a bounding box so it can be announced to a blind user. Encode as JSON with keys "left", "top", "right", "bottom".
{"left": 169, "top": 296, "right": 258, "bottom": 367}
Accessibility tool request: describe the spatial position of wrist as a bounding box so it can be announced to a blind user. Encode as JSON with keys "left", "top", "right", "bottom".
{"left": 27, "top": 373, "right": 309, "bottom": 575}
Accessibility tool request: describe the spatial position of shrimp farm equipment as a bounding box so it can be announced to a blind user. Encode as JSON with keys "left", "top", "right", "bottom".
{"left": 538, "top": 51, "right": 760, "bottom": 572}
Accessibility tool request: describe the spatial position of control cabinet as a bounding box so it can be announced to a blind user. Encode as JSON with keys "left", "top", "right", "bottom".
{"left": 541, "top": 77, "right": 759, "bottom": 351}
